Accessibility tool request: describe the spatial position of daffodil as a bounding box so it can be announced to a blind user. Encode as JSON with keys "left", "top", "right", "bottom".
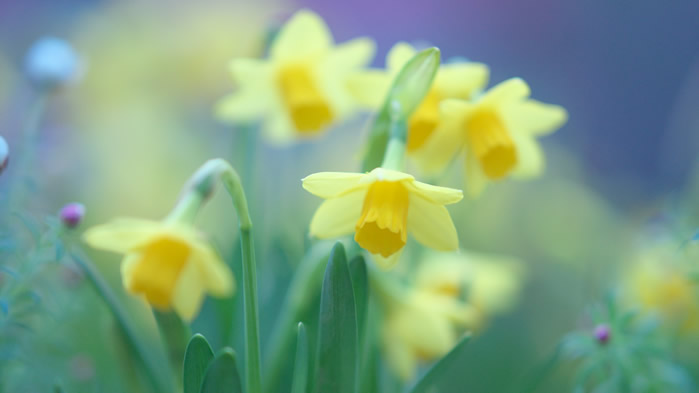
{"left": 84, "top": 218, "right": 234, "bottom": 321}
{"left": 302, "top": 167, "right": 462, "bottom": 268}
{"left": 382, "top": 289, "right": 478, "bottom": 381}
{"left": 414, "top": 77, "right": 568, "bottom": 196}
{"left": 623, "top": 243, "right": 699, "bottom": 331}
{"left": 216, "top": 9, "right": 375, "bottom": 144}
{"left": 380, "top": 250, "right": 523, "bottom": 380}
{"left": 351, "top": 42, "right": 489, "bottom": 153}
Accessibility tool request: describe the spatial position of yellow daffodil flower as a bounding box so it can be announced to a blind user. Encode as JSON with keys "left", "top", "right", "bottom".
{"left": 216, "top": 9, "right": 375, "bottom": 144}
{"left": 84, "top": 218, "right": 234, "bottom": 321}
{"left": 623, "top": 243, "right": 699, "bottom": 331}
{"left": 382, "top": 289, "right": 478, "bottom": 381}
{"left": 302, "top": 167, "right": 462, "bottom": 268}
{"left": 350, "top": 42, "right": 489, "bottom": 152}
{"left": 413, "top": 77, "right": 568, "bottom": 196}
{"left": 381, "top": 250, "right": 523, "bottom": 380}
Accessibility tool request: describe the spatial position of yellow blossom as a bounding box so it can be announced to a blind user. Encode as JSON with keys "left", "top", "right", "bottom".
{"left": 413, "top": 77, "right": 567, "bottom": 196}
{"left": 216, "top": 9, "right": 375, "bottom": 144}
{"left": 302, "top": 167, "right": 462, "bottom": 268}
{"left": 84, "top": 218, "right": 234, "bottom": 321}
{"left": 382, "top": 289, "right": 478, "bottom": 381}
{"left": 623, "top": 243, "right": 699, "bottom": 331}
{"left": 350, "top": 42, "right": 489, "bottom": 152}
{"left": 381, "top": 250, "right": 523, "bottom": 380}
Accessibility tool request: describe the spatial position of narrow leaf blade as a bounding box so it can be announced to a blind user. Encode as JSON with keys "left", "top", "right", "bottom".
{"left": 183, "top": 333, "right": 214, "bottom": 393}
{"left": 408, "top": 334, "right": 471, "bottom": 393}
{"left": 314, "top": 242, "right": 358, "bottom": 393}
{"left": 291, "top": 323, "right": 309, "bottom": 393}
{"left": 200, "top": 348, "right": 243, "bottom": 393}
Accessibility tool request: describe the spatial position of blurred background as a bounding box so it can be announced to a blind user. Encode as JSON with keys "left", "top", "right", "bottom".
{"left": 0, "top": 0, "right": 698, "bottom": 392}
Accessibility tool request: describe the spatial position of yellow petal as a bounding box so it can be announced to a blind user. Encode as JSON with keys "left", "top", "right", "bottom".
{"left": 191, "top": 242, "right": 234, "bottom": 296}
{"left": 321, "top": 38, "right": 376, "bottom": 74}
{"left": 120, "top": 253, "right": 141, "bottom": 292}
{"left": 434, "top": 62, "right": 489, "bottom": 99}
{"left": 309, "top": 188, "right": 366, "bottom": 238}
{"left": 215, "top": 91, "right": 270, "bottom": 122}
{"left": 171, "top": 261, "right": 207, "bottom": 321}
{"left": 83, "top": 218, "right": 162, "bottom": 254}
{"left": 511, "top": 135, "right": 544, "bottom": 179}
{"left": 347, "top": 70, "right": 391, "bottom": 109}
{"left": 228, "top": 58, "right": 270, "bottom": 83}
{"left": 382, "top": 323, "right": 418, "bottom": 381}
{"left": 464, "top": 151, "right": 488, "bottom": 197}
{"left": 270, "top": 10, "right": 332, "bottom": 61}
{"left": 302, "top": 172, "right": 365, "bottom": 198}
{"left": 410, "top": 122, "right": 466, "bottom": 174}
{"left": 387, "top": 42, "right": 417, "bottom": 72}
{"left": 363, "top": 167, "right": 413, "bottom": 183}
{"left": 262, "top": 108, "right": 296, "bottom": 145}
{"left": 503, "top": 99, "right": 568, "bottom": 136}
{"left": 407, "top": 180, "right": 463, "bottom": 205}
{"left": 480, "top": 77, "right": 531, "bottom": 107}
{"left": 407, "top": 195, "right": 458, "bottom": 251}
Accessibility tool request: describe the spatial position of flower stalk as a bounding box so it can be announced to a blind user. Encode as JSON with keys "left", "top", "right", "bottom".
{"left": 188, "top": 158, "right": 260, "bottom": 393}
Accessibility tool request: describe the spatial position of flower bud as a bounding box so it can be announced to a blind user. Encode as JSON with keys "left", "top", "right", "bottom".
{"left": 25, "top": 37, "right": 80, "bottom": 91}
{"left": 593, "top": 324, "right": 611, "bottom": 344}
{"left": 60, "top": 202, "right": 85, "bottom": 228}
{"left": 0, "top": 135, "right": 8, "bottom": 175}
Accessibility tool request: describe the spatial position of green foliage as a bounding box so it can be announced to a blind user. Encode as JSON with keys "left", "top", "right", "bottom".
{"left": 200, "top": 348, "right": 243, "bottom": 393}
{"left": 291, "top": 323, "right": 309, "bottom": 393}
{"left": 407, "top": 334, "right": 472, "bottom": 393}
{"left": 184, "top": 334, "right": 215, "bottom": 393}
{"left": 561, "top": 298, "right": 694, "bottom": 393}
{"left": 313, "top": 242, "right": 358, "bottom": 393}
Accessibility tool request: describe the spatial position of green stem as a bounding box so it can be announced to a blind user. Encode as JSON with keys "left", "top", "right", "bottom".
{"left": 194, "top": 158, "right": 260, "bottom": 393}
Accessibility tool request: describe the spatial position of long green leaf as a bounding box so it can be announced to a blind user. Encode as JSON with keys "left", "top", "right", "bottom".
{"left": 362, "top": 47, "right": 441, "bottom": 171}
{"left": 407, "top": 334, "right": 471, "bottom": 393}
{"left": 183, "top": 334, "right": 215, "bottom": 393}
{"left": 200, "top": 348, "right": 243, "bottom": 393}
{"left": 291, "top": 323, "right": 309, "bottom": 393}
{"left": 348, "top": 256, "right": 368, "bottom": 341}
{"left": 71, "top": 252, "right": 173, "bottom": 393}
{"left": 314, "top": 242, "right": 358, "bottom": 393}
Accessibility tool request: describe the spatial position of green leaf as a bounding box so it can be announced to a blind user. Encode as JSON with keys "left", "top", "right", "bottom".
{"left": 348, "top": 256, "right": 368, "bottom": 341}
{"left": 314, "top": 242, "right": 358, "bottom": 393}
{"left": 291, "top": 323, "right": 309, "bottom": 393}
{"left": 183, "top": 334, "right": 214, "bottom": 393}
{"left": 407, "top": 334, "right": 471, "bottom": 393}
{"left": 200, "top": 348, "right": 243, "bottom": 393}
{"left": 362, "top": 47, "right": 441, "bottom": 171}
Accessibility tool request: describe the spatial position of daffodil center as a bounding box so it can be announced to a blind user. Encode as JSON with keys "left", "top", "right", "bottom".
{"left": 355, "top": 181, "right": 409, "bottom": 257}
{"left": 277, "top": 64, "right": 334, "bottom": 134}
{"left": 406, "top": 90, "right": 441, "bottom": 152}
{"left": 130, "top": 237, "right": 190, "bottom": 308}
{"left": 465, "top": 111, "right": 517, "bottom": 179}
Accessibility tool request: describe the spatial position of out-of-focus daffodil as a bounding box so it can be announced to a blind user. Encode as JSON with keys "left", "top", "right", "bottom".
{"left": 380, "top": 250, "right": 522, "bottom": 380}
{"left": 623, "top": 243, "right": 699, "bottom": 331}
{"left": 216, "top": 9, "right": 376, "bottom": 144}
{"left": 84, "top": 218, "right": 234, "bottom": 321}
{"left": 351, "top": 42, "right": 489, "bottom": 153}
{"left": 382, "top": 289, "right": 478, "bottom": 381}
{"left": 414, "top": 78, "right": 567, "bottom": 196}
{"left": 302, "top": 167, "right": 462, "bottom": 268}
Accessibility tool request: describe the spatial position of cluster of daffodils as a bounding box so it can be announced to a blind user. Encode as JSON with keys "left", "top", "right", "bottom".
{"left": 80, "top": 8, "right": 567, "bottom": 387}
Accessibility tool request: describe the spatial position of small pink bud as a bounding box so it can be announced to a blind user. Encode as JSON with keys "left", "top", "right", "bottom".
{"left": 60, "top": 202, "right": 85, "bottom": 228}
{"left": 594, "top": 324, "right": 611, "bottom": 344}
